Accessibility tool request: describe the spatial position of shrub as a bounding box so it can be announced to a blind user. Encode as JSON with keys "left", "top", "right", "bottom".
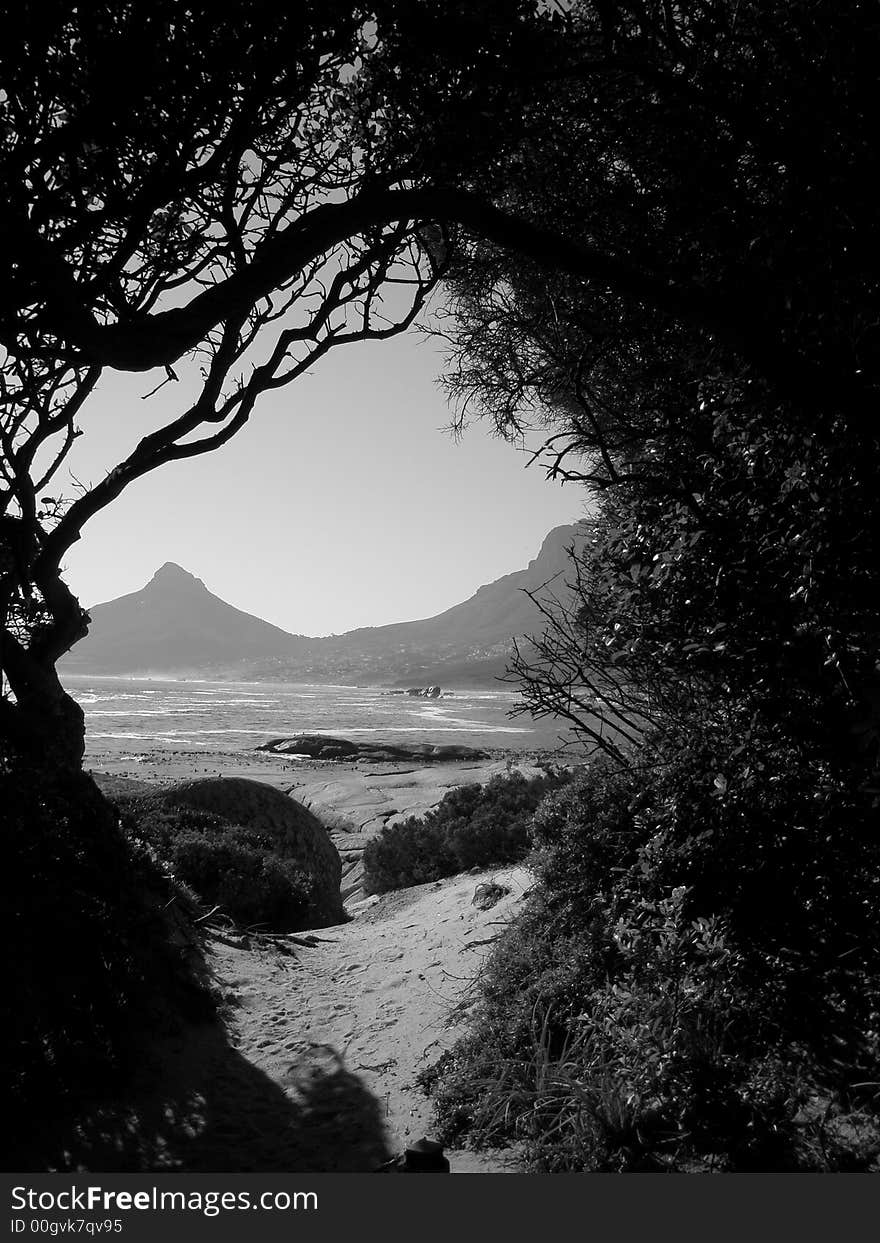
{"left": 425, "top": 729, "right": 880, "bottom": 1171}
{"left": 120, "top": 801, "right": 315, "bottom": 931}
{"left": 362, "top": 770, "right": 568, "bottom": 893}
{"left": 169, "top": 830, "right": 314, "bottom": 930}
{"left": 1, "top": 759, "right": 213, "bottom": 1126}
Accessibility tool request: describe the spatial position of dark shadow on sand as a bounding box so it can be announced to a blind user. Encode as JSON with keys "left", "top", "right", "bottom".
{"left": 14, "top": 1022, "right": 394, "bottom": 1173}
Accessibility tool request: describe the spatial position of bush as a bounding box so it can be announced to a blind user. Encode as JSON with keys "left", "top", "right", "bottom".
{"left": 1, "top": 759, "right": 213, "bottom": 1126}
{"left": 362, "top": 770, "right": 568, "bottom": 893}
{"left": 425, "top": 730, "right": 880, "bottom": 1171}
{"left": 120, "top": 802, "right": 315, "bottom": 931}
{"left": 170, "top": 830, "right": 314, "bottom": 930}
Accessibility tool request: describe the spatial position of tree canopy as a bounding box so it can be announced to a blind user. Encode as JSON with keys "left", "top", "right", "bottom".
{"left": 4, "top": 0, "right": 880, "bottom": 1172}
{"left": 435, "top": 0, "right": 880, "bottom": 778}
{"left": 0, "top": 0, "right": 552, "bottom": 761}
{"left": 2, "top": 0, "right": 878, "bottom": 773}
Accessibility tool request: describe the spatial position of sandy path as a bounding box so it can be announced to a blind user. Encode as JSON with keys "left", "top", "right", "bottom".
{"left": 209, "top": 865, "right": 531, "bottom": 1172}
{"left": 68, "top": 749, "right": 534, "bottom": 1172}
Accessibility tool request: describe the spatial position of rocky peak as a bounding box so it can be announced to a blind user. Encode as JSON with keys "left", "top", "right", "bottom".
{"left": 148, "top": 562, "right": 207, "bottom": 591}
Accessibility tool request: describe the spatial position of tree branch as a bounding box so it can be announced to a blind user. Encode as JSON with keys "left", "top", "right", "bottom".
{"left": 22, "top": 187, "right": 717, "bottom": 372}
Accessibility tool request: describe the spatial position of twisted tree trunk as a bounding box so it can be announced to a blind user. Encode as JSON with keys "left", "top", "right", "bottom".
{"left": 1, "top": 555, "right": 89, "bottom": 772}
{"left": 0, "top": 660, "right": 86, "bottom": 771}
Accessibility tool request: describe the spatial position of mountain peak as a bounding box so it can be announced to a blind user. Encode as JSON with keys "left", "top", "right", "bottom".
{"left": 62, "top": 524, "right": 589, "bottom": 681}
{"left": 148, "top": 562, "right": 207, "bottom": 590}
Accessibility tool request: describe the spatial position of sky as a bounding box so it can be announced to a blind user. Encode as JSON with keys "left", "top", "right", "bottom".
{"left": 59, "top": 325, "right": 586, "bottom": 637}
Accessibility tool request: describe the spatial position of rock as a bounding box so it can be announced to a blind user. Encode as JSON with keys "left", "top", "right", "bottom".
{"left": 377, "top": 1137, "right": 450, "bottom": 1173}
{"left": 319, "top": 744, "right": 353, "bottom": 760}
{"left": 139, "top": 777, "right": 344, "bottom": 927}
{"left": 472, "top": 881, "right": 511, "bottom": 911}
{"left": 426, "top": 685, "right": 442, "bottom": 698}
{"left": 260, "top": 734, "right": 360, "bottom": 760}
{"left": 258, "top": 735, "right": 489, "bottom": 763}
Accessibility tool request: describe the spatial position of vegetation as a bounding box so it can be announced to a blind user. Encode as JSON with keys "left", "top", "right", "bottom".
{"left": 418, "top": 1, "right": 880, "bottom": 1171}
{"left": 0, "top": 0, "right": 578, "bottom": 768}
{"left": 425, "top": 742, "right": 880, "bottom": 1171}
{"left": 4, "top": 2, "right": 880, "bottom": 1172}
{"left": 362, "top": 769, "right": 568, "bottom": 893}
{"left": 2, "top": 757, "right": 214, "bottom": 1128}
{"left": 120, "top": 801, "right": 316, "bottom": 931}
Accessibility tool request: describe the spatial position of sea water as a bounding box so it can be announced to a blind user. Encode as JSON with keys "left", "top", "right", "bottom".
{"left": 62, "top": 675, "right": 572, "bottom": 760}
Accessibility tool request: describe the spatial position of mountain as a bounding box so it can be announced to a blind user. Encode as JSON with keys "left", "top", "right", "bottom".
{"left": 61, "top": 562, "right": 312, "bottom": 675}
{"left": 60, "top": 522, "right": 589, "bottom": 685}
{"left": 307, "top": 521, "right": 589, "bottom": 685}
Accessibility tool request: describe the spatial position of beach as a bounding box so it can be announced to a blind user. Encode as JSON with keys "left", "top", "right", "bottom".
{"left": 50, "top": 669, "right": 567, "bottom": 1172}
{"left": 66, "top": 735, "right": 542, "bottom": 1173}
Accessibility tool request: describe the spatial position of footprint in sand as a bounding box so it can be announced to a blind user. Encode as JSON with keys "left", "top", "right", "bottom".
{"left": 369, "top": 1018, "right": 398, "bottom": 1032}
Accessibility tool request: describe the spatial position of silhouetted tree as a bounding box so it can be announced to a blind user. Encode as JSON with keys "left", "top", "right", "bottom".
{"left": 436, "top": 1, "right": 880, "bottom": 782}
{"left": 4, "top": 1, "right": 878, "bottom": 772}
{"left": 0, "top": 0, "right": 559, "bottom": 766}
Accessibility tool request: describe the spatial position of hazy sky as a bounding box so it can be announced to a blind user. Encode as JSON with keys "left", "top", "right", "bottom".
{"left": 60, "top": 326, "right": 585, "bottom": 636}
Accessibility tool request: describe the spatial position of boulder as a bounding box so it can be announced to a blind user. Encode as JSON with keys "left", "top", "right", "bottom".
{"left": 258, "top": 736, "right": 489, "bottom": 763}
{"left": 143, "top": 777, "right": 344, "bottom": 927}
{"left": 260, "top": 735, "right": 359, "bottom": 760}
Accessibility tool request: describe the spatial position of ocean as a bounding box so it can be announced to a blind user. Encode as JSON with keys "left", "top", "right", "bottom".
{"left": 62, "top": 675, "right": 572, "bottom": 761}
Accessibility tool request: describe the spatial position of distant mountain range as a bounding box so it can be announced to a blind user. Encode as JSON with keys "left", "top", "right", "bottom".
{"left": 60, "top": 522, "right": 589, "bottom": 687}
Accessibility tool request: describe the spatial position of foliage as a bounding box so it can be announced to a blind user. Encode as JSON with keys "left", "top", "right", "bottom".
{"left": 427, "top": 742, "right": 880, "bottom": 1170}
{"left": 435, "top": 1, "right": 880, "bottom": 779}
{"left": 1, "top": 758, "right": 213, "bottom": 1125}
{"left": 0, "top": 0, "right": 555, "bottom": 764}
{"left": 362, "top": 770, "right": 567, "bottom": 893}
{"left": 420, "top": 3, "right": 880, "bottom": 1170}
{"left": 121, "top": 803, "right": 315, "bottom": 932}
{"left": 5, "top": 1, "right": 880, "bottom": 1172}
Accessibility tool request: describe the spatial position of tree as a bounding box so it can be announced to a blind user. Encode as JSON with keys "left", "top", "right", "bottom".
{"left": 4, "top": 1, "right": 879, "bottom": 773}
{"left": 435, "top": 0, "right": 880, "bottom": 781}
{"left": 0, "top": 0, "right": 556, "bottom": 767}
{"left": 412, "top": 6, "right": 880, "bottom": 1166}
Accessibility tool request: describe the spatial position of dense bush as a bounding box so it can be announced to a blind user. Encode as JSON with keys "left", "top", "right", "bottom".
{"left": 1, "top": 759, "right": 213, "bottom": 1127}
{"left": 121, "top": 803, "right": 314, "bottom": 931}
{"left": 362, "top": 769, "right": 568, "bottom": 894}
{"left": 426, "top": 731, "right": 880, "bottom": 1171}
{"left": 170, "top": 831, "right": 314, "bottom": 930}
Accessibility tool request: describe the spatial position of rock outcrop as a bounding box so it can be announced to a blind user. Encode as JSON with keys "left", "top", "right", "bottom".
{"left": 257, "top": 734, "right": 489, "bottom": 763}
{"left": 142, "top": 777, "right": 344, "bottom": 927}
